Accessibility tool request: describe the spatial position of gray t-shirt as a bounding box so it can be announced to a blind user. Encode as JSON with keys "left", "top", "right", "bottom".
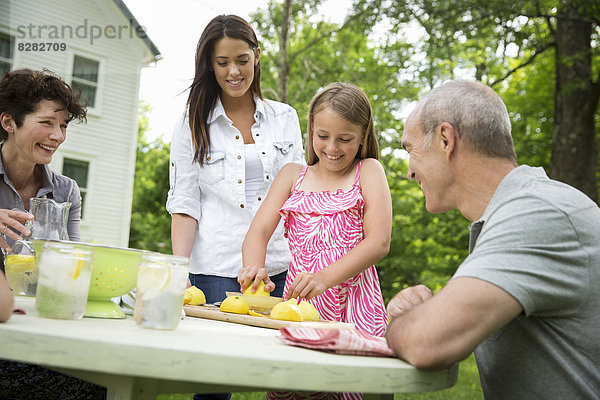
{"left": 454, "top": 165, "right": 600, "bottom": 399}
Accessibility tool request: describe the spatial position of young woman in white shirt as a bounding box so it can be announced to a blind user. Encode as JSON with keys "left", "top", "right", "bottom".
{"left": 167, "top": 15, "right": 304, "bottom": 305}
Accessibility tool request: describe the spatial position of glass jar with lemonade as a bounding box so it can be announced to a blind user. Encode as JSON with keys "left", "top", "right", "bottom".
{"left": 134, "top": 253, "right": 189, "bottom": 330}
{"left": 4, "top": 240, "right": 37, "bottom": 296}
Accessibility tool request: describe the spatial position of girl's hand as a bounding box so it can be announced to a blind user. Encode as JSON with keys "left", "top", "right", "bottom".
{"left": 237, "top": 265, "right": 274, "bottom": 293}
{"left": 0, "top": 209, "right": 33, "bottom": 252}
{"left": 285, "top": 272, "right": 328, "bottom": 301}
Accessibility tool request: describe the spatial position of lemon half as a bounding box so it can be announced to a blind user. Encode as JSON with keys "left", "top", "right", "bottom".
{"left": 297, "top": 300, "right": 320, "bottom": 321}
{"left": 220, "top": 296, "right": 249, "bottom": 314}
{"left": 243, "top": 280, "right": 270, "bottom": 297}
{"left": 184, "top": 286, "right": 206, "bottom": 305}
{"left": 270, "top": 300, "right": 303, "bottom": 322}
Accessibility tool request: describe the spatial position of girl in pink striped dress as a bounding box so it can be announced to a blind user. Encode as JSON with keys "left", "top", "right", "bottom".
{"left": 239, "top": 82, "right": 392, "bottom": 400}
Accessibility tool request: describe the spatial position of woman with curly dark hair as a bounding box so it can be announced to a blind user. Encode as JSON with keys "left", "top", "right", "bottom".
{"left": 0, "top": 68, "right": 87, "bottom": 258}
{"left": 0, "top": 68, "right": 106, "bottom": 400}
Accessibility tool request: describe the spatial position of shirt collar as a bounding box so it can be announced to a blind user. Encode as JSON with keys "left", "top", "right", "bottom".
{"left": 207, "top": 93, "right": 265, "bottom": 124}
{"left": 479, "top": 165, "right": 547, "bottom": 223}
{"left": 0, "top": 143, "right": 54, "bottom": 196}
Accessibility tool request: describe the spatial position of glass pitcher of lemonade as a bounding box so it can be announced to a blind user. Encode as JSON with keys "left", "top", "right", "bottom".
{"left": 3, "top": 198, "right": 71, "bottom": 296}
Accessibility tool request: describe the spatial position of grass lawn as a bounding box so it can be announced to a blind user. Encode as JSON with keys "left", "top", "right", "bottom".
{"left": 158, "top": 353, "right": 482, "bottom": 400}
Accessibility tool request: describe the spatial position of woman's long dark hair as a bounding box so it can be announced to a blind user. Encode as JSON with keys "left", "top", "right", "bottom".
{"left": 187, "top": 15, "right": 262, "bottom": 165}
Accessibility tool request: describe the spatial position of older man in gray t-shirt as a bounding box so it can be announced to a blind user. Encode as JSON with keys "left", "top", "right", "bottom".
{"left": 455, "top": 166, "right": 600, "bottom": 398}
{"left": 385, "top": 80, "right": 600, "bottom": 399}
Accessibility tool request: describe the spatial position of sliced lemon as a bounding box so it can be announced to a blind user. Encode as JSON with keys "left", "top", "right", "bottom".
{"left": 248, "top": 309, "right": 267, "bottom": 317}
{"left": 184, "top": 286, "right": 206, "bottom": 305}
{"left": 243, "top": 280, "right": 270, "bottom": 297}
{"left": 137, "top": 265, "right": 171, "bottom": 291}
{"left": 270, "top": 301, "right": 303, "bottom": 322}
{"left": 4, "top": 255, "right": 37, "bottom": 293}
{"left": 73, "top": 257, "right": 84, "bottom": 280}
{"left": 220, "top": 296, "right": 249, "bottom": 314}
{"left": 4, "top": 255, "right": 36, "bottom": 273}
{"left": 297, "top": 300, "right": 320, "bottom": 321}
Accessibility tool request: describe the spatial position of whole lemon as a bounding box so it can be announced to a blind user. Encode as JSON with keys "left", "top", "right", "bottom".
{"left": 297, "top": 300, "right": 320, "bottom": 321}
{"left": 243, "top": 280, "right": 270, "bottom": 297}
{"left": 220, "top": 296, "right": 250, "bottom": 314}
{"left": 270, "top": 301, "right": 303, "bottom": 322}
{"left": 184, "top": 286, "right": 206, "bottom": 305}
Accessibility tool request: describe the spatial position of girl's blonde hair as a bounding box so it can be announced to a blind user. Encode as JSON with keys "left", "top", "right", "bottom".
{"left": 306, "top": 82, "right": 379, "bottom": 165}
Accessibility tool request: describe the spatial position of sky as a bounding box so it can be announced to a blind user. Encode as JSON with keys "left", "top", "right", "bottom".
{"left": 122, "top": 0, "right": 354, "bottom": 142}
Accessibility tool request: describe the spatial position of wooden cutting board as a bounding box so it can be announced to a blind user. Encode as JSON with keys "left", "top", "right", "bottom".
{"left": 184, "top": 305, "right": 355, "bottom": 330}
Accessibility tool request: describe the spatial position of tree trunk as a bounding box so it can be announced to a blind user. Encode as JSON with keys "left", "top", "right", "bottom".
{"left": 277, "top": 0, "right": 293, "bottom": 103}
{"left": 550, "top": 1, "right": 598, "bottom": 202}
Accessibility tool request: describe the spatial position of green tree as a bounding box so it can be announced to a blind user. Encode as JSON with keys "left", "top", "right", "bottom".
{"left": 250, "top": 0, "right": 414, "bottom": 138}
{"left": 357, "top": 0, "right": 600, "bottom": 201}
{"left": 129, "top": 102, "right": 172, "bottom": 253}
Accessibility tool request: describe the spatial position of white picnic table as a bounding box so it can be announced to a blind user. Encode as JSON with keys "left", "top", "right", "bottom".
{"left": 0, "top": 296, "right": 458, "bottom": 399}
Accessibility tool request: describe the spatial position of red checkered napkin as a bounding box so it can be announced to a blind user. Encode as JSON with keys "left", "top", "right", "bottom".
{"left": 277, "top": 327, "right": 395, "bottom": 357}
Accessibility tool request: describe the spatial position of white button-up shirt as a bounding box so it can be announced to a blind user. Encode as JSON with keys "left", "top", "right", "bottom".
{"left": 167, "top": 96, "right": 305, "bottom": 277}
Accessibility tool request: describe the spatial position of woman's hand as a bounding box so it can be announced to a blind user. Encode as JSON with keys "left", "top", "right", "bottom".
{"left": 0, "top": 209, "right": 33, "bottom": 252}
{"left": 285, "top": 271, "right": 328, "bottom": 301}
{"left": 237, "top": 265, "right": 274, "bottom": 293}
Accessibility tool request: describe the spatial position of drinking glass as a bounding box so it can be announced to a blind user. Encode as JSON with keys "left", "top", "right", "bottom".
{"left": 3, "top": 208, "right": 36, "bottom": 296}
{"left": 35, "top": 242, "right": 93, "bottom": 319}
{"left": 134, "top": 252, "right": 189, "bottom": 330}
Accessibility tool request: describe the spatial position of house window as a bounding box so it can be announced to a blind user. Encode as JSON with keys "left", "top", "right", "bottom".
{"left": 71, "top": 55, "right": 99, "bottom": 108}
{"left": 62, "top": 158, "right": 90, "bottom": 216}
{"left": 0, "top": 33, "right": 13, "bottom": 78}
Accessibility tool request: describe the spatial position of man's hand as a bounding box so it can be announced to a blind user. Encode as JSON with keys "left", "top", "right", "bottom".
{"left": 387, "top": 284, "right": 433, "bottom": 319}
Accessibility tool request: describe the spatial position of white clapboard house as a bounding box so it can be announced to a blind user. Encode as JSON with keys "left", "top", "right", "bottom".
{"left": 0, "top": 0, "right": 161, "bottom": 246}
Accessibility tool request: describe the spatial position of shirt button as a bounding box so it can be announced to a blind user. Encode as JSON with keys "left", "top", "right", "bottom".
{"left": 171, "top": 162, "right": 174, "bottom": 166}
{"left": 207, "top": 156, "right": 211, "bottom": 161}
{"left": 262, "top": 152, "right": 265, "bottom": 155}
{"left": 238, "top": 179, "right": 242, "bottom": 184}
{"left": 256, "top": 133, "right": 260, "bottom": 137}
{"left": 258, "top": 197, "right": 262, "bottom": 201}
{"left": 266, "top": 175, "right": 270, "bottom": 180}
{"left": 240, "top": 204, "right": 245, "bottom": 208}
{"left": 236, "top": 135, "right": 240, "bottom": 140}
{"left": 237, "top": 155, "right": 241, "bottom": 160}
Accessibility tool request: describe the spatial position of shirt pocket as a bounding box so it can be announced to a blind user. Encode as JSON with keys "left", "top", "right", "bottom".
{"left": 199, "top": 150, "right": 226, "bottom": 185}
{"left": 272, "top": 140, "right": 294, "bottom": 172}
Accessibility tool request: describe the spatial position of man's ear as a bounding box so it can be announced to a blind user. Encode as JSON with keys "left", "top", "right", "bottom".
{"left": 438, "top": 122, "right": 456, "bottom": 160}
{"left": 0, "top": 112, "right": 15, "bottom": 133}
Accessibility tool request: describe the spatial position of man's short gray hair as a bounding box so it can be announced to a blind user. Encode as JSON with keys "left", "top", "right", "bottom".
{"left": 419, "top": 80, "right": 517, "bottom": 163}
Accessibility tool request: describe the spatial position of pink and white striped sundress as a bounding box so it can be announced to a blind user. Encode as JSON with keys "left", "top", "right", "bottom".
{"left": 271, "top": 160, "right": 388, "bottom": 400}
{"left": 279, "top": 160, "right": 388, "bottom": 337}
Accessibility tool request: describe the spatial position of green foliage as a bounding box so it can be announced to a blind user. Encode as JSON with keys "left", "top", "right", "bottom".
{"left": 250, "top": 1, "right": 415, "bottom": 140}
{"left": 378, "top": 155, "right": 470, "bottom": 302}
{"left": 499, "top": 50, "right": 555, "bottom": 169}
{"left": 128, "top": 102, "right": 172, "bottom": 253}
